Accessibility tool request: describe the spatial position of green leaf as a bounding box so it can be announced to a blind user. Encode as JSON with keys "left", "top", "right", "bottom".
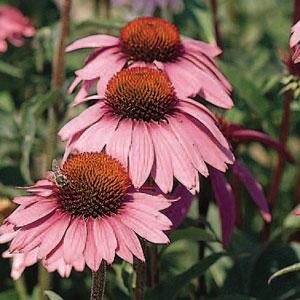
{"left": 0, "top": 290, "right": 18, "bottom": 300}
{"left": 219, "top": 62, "right": 270, "bottom": 121}
{"left": 145, "top": 252, "right": 225, "bottom": 300}
{"left": 0, "top": 92, "right": 14, "bottom": 113}
{"left": 20, "top": 90, "right": 59, "bottom": 183}
{"left": 268, "top": 262, "right": 300, "bottom": 284}
{"left": 0, "top": 60, "right": 24, "bottom": 78}
{"left": 213, "top": 295, "right": 258, "bottom": 300}
{"left": 44, "top": 290, "right": 64, "bottom": 300}
{"left": 170, "top": 227, "right": 216, "bottom": 242}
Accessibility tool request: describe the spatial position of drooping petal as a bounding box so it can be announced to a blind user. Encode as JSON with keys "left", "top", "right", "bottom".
{"left": 84, "top": 219, "right": 102, "bottom": 271}
{"left": 66, "top": 34, "right": 119, "bottom": 52}
{"left": 63, "top": 217, "right": 87, "bottom": 264}
{"left": 38, "top": 213, "right": 71, "bottom": 258}
{"left": 128, "top": 121, "right": 154, "bottom": 188}
{"left": 58, "top": 102, "right": 106, "bottom": 141}
{"left": 93, "top": 218, "right": 117, "bottom": 264}
{"left": 148, "top": 123, "right": 174, "bottom": 193}
{"left": 229, "top": 129, "right": 294, "bottom": 163}
{"left": 232, "top": 161, "right": 271, "bottom": 222}
{"left": 183, "top": 39, "right": 222, "bottom": 57}
{"left": 109, "top": 217, "right": 144, "bottom": 261}
{"left": 106, "top": 119, "right": 133, "bottom": 169}
{"left": 209, "top": 167, "right": 235, "bottom": 247}
{"left": 74, "top": 114, "right": 120, "bottom": 152}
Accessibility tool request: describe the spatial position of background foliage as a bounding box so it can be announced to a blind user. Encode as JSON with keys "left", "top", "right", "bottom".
{"left": 0, "top": 0, "right": 299, "bottom": 299}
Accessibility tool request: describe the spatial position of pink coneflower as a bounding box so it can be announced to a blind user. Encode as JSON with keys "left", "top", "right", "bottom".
{"left": 290, "top": 20, "right": 300, "bottom": 64}
{"left": 59, "top": 67, "right": 234, "bottom": 194}
{"left": 0, "top": 152, "right": 173, "bottom": 279}
{"left": 209, "top": 119, "right": 294, "bottom": 246}
{"left": 111, "top": 0, "right": 182, "bottom": 15}
{"left": 0, "top": 6, "right": 35, "bottom": 53}
{"left": 66, "top": 16, "right": 232, "bottom": 108}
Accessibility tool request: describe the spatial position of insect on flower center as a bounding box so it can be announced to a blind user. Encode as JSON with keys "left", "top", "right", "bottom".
{"left": 120, "top": 17, "right": 183, "bottom": 62}
{"left": 105, "top": 67, "right": 177, "bottom": 122}
{"left": 55, "top": 153, "right": 131, "bottom": 219}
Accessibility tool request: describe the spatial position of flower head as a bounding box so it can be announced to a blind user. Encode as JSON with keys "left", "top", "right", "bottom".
{"left": 290, "top": 20, "right": 300, "bottom": 64}
{"left": 0, "top": 6, "right": 35, "bottom": 53}
{"left": 67, "top": 16, "right": 233, "bottom": 108}
{"left": 59, "top": 67, "right": 234, "bottom": 194}
{"left": 0, "top": 152, "right": 173, "bottom": 279}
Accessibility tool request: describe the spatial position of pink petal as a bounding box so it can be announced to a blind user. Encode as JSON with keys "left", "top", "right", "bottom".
{"left": 63, "top": 217, "right": 87, "bottom": 264}
{"left": 58, "top": 102, "right": 106, "bottom": 141}
{"left": 129, "top": 121, "right": 154, "bottom": 188}
{"left": 151, "top": 122, "right": 198, "bottom": 192}
{"left": 74, "top": 114, "right": 119, "bottom": 152}
{"left": 76, "top": 47, "right": 125, "bottom": 81}
{"left": 148, "top": 123, "right": 174, "bottom": 193}
{"left": 168, "top": 114, "right": 209, "bottom": 176}
{"left": 232, "top": 161, "right": 271, "bottom": 222}
{"left": 72, "top": 79, "right": 98, "bottom": 106}
{"left": 183, "top": 39, "right": 222, "bottom": 58}
{"left": 13, "top": 195, "right": 41, "bottom": 205}
{"left": 109, "top": 217, "right": 144, "bottom": 261}
{"left": 8, "top": 200, "right": 57, "bottom": 227}
{"left": 179, "top": 100, "right": 230, "bottom": 149}
{"left": 93, "top": 218, "right": 117, "bottom": 264}
{"left": 210, "top": 167, "right": 235, "bottom": 247}
{"left": 119, "top": 210, "right": 169, "bottom": 244}
{"left": 163, "top": 185, "right": 194, "bottom": 230}
{"left": 38, "top": 213, "right": 71, "bottom": 258}
{"left": 290, "top": 21, "right": 300, "bottom": 47}
{"left": 66, "top": 35, "right": 119, "bottom": 52}
{"left": 84, "top": 219, "right": 102, "bottom": 271}
{"left": 106, "top": 119, "right": 133, "bottom": 168}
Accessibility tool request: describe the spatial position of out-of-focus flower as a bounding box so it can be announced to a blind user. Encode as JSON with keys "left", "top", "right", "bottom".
{"left": 0, "top": 198, "right": 16, "bottom": 222}
{"left": 66, "top": 16, "right": 233, "bottom": 109}
{"left": 0, "top": 6, "right": 35, "bottom": 53}
{"left": 111, "top": 0, "right": 183, "bottom": 15}
{"left": 209, "top": 119, "right": 294, "bottom": 246}
{"left": 290, "top": 20, "right": 300, "bottom": 64}
{"left": 0, "top": 152, "right": 174, "bottom": 279}
{"left": 59, "top": 67, "right": 234, "bottom": 194}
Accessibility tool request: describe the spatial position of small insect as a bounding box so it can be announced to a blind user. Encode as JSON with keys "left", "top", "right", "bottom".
{"left": 48, "top": 159, "right": 69, "bottom": 188}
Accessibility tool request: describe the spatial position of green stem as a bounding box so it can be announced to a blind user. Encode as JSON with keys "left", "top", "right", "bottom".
{"left": 149, "top": 244, "right": 159, "bottom": 287}
{"left": 38, "top": 0, "right": 72, "bottom": 299}
{"left": 90, "top": 262, "right": 107, "bottom": 300}
{"left": 14, "top": 276, "right": 28, "bottom": 300}
{"left": 134, "top": 255, "right": 146, "bottom": 300}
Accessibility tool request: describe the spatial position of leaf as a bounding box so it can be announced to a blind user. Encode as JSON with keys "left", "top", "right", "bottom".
{"left": 0, "top": 60, "right": 24, "bottom": 78}
{"left": 213, "top": 295, "right": 258, "bottom": 300}
{"left": 219, "top": 62, "right": 270, "bottom": 121}
{"left": 145, "top": 252, "right": 225, "bottom": 300}
{"left": 44, "top": 290, "right": 64, "bottom": 300}
{"left": 0, "top": 290, "right": 18, "bottom": 300}
{"left": 268, "top": 263, "right": 300, "bottom": 284}
{"left": 170, "top": 227, "right": 216, "bottom": 242}
{"left": 20, "top": 90, "right": 59, "bottom": 183}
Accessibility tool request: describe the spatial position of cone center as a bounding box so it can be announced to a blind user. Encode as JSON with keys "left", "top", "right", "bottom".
{"left": 105, "top": 67, "right": 177, "bottom": 122}
{"left": 54, "top": 153, "right": 131, "bottom": 218}
{"left": 120, "top": 17, "right": 183, "bottom": 62}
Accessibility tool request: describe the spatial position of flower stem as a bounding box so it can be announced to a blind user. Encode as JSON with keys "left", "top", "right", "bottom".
{"left": 197, "top": 180, "right": 210, "bottom": 297}
{"left": 209, "top": 0, "right": 222, "bottom": 50}
{"left": 149, "top": 244, "right": 159, "bottom": 287}
{"left": 14, "top": 276, "right": 28, "bottom": 300}
{"left": 263, "top": 90, "right": 293, "bottom": 240}
{"left": 90, "top": 262, "right": 107, "bottom": 300}
{"left": 134, "top": 256, "right": 146, "bottom": 300}
{"left": 38, "top": 1, "right": 72, "bottom": 299}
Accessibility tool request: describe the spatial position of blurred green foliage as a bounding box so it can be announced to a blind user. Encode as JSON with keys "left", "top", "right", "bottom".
{"left": 0, "top": 0, "right": 299, "bottom": 299}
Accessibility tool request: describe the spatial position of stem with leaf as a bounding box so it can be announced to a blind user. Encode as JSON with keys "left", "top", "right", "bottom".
{"left": 38, "top": 1, "right": 72, "bottom": 299}
{"left": 90, "top": 262, "right": 107, "bottom": 300}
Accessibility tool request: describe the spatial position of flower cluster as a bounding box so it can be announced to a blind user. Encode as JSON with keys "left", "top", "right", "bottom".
{"left": 1, "top": 15, "right": 286, "bottom": 280}
{"left": 0, "top": 6, "right": 35, "bottom": 53}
